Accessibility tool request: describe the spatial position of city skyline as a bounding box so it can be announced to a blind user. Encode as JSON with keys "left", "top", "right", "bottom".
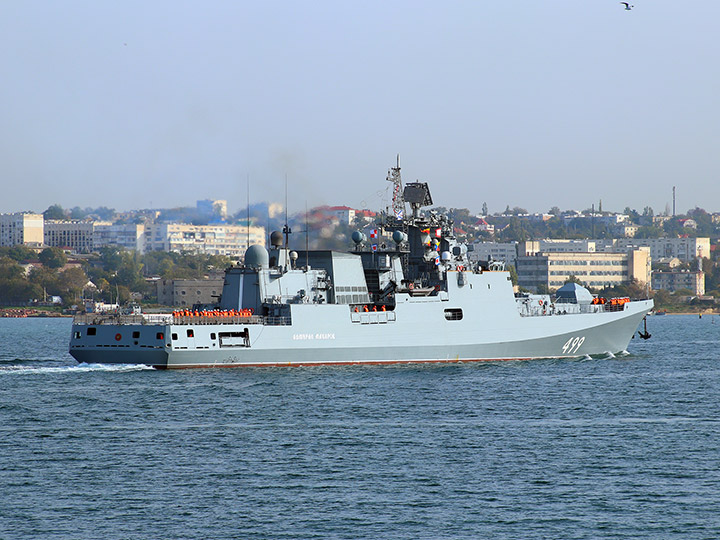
{"left": 2, "top": 1, "right": 719, "bottom": 215}
{"left": 1, "top": 185, "right": 714, "bottom": 220}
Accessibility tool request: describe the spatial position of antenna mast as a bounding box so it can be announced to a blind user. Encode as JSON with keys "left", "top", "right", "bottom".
{"left": 283, "top": 174, "right": 291, "bottom": 247}
{"left": 386, "top": 154, "right": 406, "bottom": 221}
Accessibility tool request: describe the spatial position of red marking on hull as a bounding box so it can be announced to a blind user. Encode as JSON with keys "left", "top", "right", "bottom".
{"left": 154, "top": 357, "right": 538, "bottom": 370}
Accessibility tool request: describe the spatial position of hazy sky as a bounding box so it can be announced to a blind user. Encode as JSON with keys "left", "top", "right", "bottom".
{"left": 2, "top": 1, "right": 718, "bottom": 216}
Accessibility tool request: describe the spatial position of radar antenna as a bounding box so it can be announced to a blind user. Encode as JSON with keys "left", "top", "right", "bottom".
{"left": 386, "top": 155, "right": 406, "bottom": 221}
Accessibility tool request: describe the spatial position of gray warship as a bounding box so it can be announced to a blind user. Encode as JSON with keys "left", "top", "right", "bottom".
{"left": 69, "top": 163, "right": 653, "bottom": 369}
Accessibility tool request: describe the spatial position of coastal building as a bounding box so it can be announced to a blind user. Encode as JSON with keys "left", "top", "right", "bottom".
{"left": 516, "top": 248, "right": 650, "bottom": 292}
{"left": 468, "top": 241, "right": 517, "bottom": 266}
{"left": 562, "top": 213, "right": 629, "bottom": 226}
{"left": 93, "top": 223, "right": 146, "bottom": 253}
{"left": 355, "top": 209, "right": 377, "bottom": 224}
{"left": 35, "top": 219, "right": 267, "bottom": 257}
{"left": 44, "top": 220, "right": 95, "bottom": 253}
{"left": 521, "top": 240, "right": 597, "bottom": 253}
{"left": 43, "top": 221, "right": 146, "bottom": 254}
{"left": 602, "top": 237, "right": 710, "bottom": 262}
{"left": 144, "top": 223, "right": 266, "bottom": 258}
{"left": 535, "top": 237, "right": 710, "bottom": 263}
{"left": 652, "top": 270, "right": 705, "bottom": 295}
{"left": 617, "top": 224, "right": 640, "bottom": 238}
{"left": 0, "top": 212, "right": 44, "bottom": 247}
{"left": 325, "top": 206, "right": 356, "bottom": 225}
{"left": 475, "top": 218, "right": 495, "bottom": 234}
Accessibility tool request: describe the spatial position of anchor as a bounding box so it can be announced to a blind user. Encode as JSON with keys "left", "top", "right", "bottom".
{"left": 638, "top": 316, "right": 651, "bottom": 340}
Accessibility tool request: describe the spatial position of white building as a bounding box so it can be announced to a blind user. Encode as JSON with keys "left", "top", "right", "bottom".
{"left": 93, "top": 222, "right": 146, "bottom": 253}
{"left": 468, "top": 242, "right": 518, "bottom": 265}
{"left": 652, "top": 271, "right": 705, "bottom": 295}
{"left": 44, "top": 220, "right": 95, "bottom": 252}
{"left": 43, "top": 220, "right": 147, "bottom": 254}
{"left": 521, "top": 239, "right": 597, "bottom": 254}
{"left": 475, "top": 218, "right": 495, "bottom": 233}
{"left": 145, "top": 223, "right": 266, "bottom": 258}
{"left": 526, "top": 237, "right": 711, "bottom": 263}
{"left": 616, "top": 225, "right": 640, "bottom": 238}
{"left": 0, "top": 213, "right": 44, "bottom": 247}
{"left": 516, "top": 248, "right": 651, "bottom": 292}
{"left": 326, "top": 206, "right": 356, "bottom": 225}
{"left": 602, "top": 237, "right": 710, "bottom": 262}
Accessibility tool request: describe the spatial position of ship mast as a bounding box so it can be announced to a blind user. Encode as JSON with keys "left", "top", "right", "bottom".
{"left": 283, "top": 174, "right": 291, "bottom": 248}
{"left": 386, "top": 154, "right": 406, "bottom": 221}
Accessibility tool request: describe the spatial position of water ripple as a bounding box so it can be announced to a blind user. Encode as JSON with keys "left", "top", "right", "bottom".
{"left": 2, "top": 316, "right": 720, "bottom": 539}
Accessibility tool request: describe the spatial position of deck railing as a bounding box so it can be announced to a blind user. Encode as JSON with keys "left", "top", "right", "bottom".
{"left": 72, "top": 313, "right": 289, "bottom": 326}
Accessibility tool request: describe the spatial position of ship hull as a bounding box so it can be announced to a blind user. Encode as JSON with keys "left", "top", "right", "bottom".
{"left": 69, "top": 300, "right": 653, "bottom": 369}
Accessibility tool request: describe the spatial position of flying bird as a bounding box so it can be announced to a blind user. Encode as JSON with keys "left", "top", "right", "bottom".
{"left": 620, "top": 2, "right": 634, "bottom": 9}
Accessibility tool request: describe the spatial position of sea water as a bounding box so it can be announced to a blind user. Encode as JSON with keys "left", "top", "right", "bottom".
{"left": 1, "top": 316, "right": 719, "bottom": 539}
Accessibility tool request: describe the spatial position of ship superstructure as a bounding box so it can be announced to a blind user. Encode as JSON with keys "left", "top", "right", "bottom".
{"left": 69, "top": 164, "right": 653, "bottom": 369}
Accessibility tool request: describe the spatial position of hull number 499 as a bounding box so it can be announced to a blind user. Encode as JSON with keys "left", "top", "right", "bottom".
{"left": 562, "top": 336, "right": 585, "bottom": 355}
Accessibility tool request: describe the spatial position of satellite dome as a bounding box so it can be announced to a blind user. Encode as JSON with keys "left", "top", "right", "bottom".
{"left": 392, "top": 231, "right": 407, "bottom": 244}
{"left": 270, "top": 231, "right": 284, "bottom": 247}
{"left": 244, "top": 245, "right": 269, "bottom": 269}
{"left": 351, "top": 231, "right": 367, "bottom": 244}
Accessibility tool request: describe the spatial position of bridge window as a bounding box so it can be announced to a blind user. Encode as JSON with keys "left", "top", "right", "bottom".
{"left": 87, "top": 327, "right": 96, "bottom": 336}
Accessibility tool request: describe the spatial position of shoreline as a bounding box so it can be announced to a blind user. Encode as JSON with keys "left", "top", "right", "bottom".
{"left": 653, "top": 311, "right": 719, "bottom": 316}
{"left": 0, "top": 308, "right": 70, "bottom": 318}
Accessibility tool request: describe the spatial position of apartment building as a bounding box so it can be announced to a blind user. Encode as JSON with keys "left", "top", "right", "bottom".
{"left": 609, "top": 237, "right": 710, "bottom": 262}
{"left": 516, "top": 248, "right": 650, "bottom": 292}
{"left": 145, "top": 223, "right": 266, "bottom": 258}
{"left": 521, "top": 237, "right": 710, "bottom": 263}
{"left": 44, "top": 220, "right": 95, "bottom": 252}
{"left": 43, "top": 221, "right": 146, "bottom": 253}
{"left": 0, "top": 213, "right": 44, "bottom": 247}
{"left": 651, "top": 271, "right": 705, "bottom": 295}
{"left": 93, "top": 223, "right": 146, "bottom": 253}
{"left": 468, "top": 241, "right": 518, "bottom": 266}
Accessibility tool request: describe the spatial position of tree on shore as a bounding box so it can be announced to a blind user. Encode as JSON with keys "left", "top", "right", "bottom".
{"left": 38, "top": 247, "right": 67, "bottom": 269}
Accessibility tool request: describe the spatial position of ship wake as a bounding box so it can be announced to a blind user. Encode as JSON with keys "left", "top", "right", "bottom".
{"left": 0, "top": 363, "right": 154, "bottom": 375}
